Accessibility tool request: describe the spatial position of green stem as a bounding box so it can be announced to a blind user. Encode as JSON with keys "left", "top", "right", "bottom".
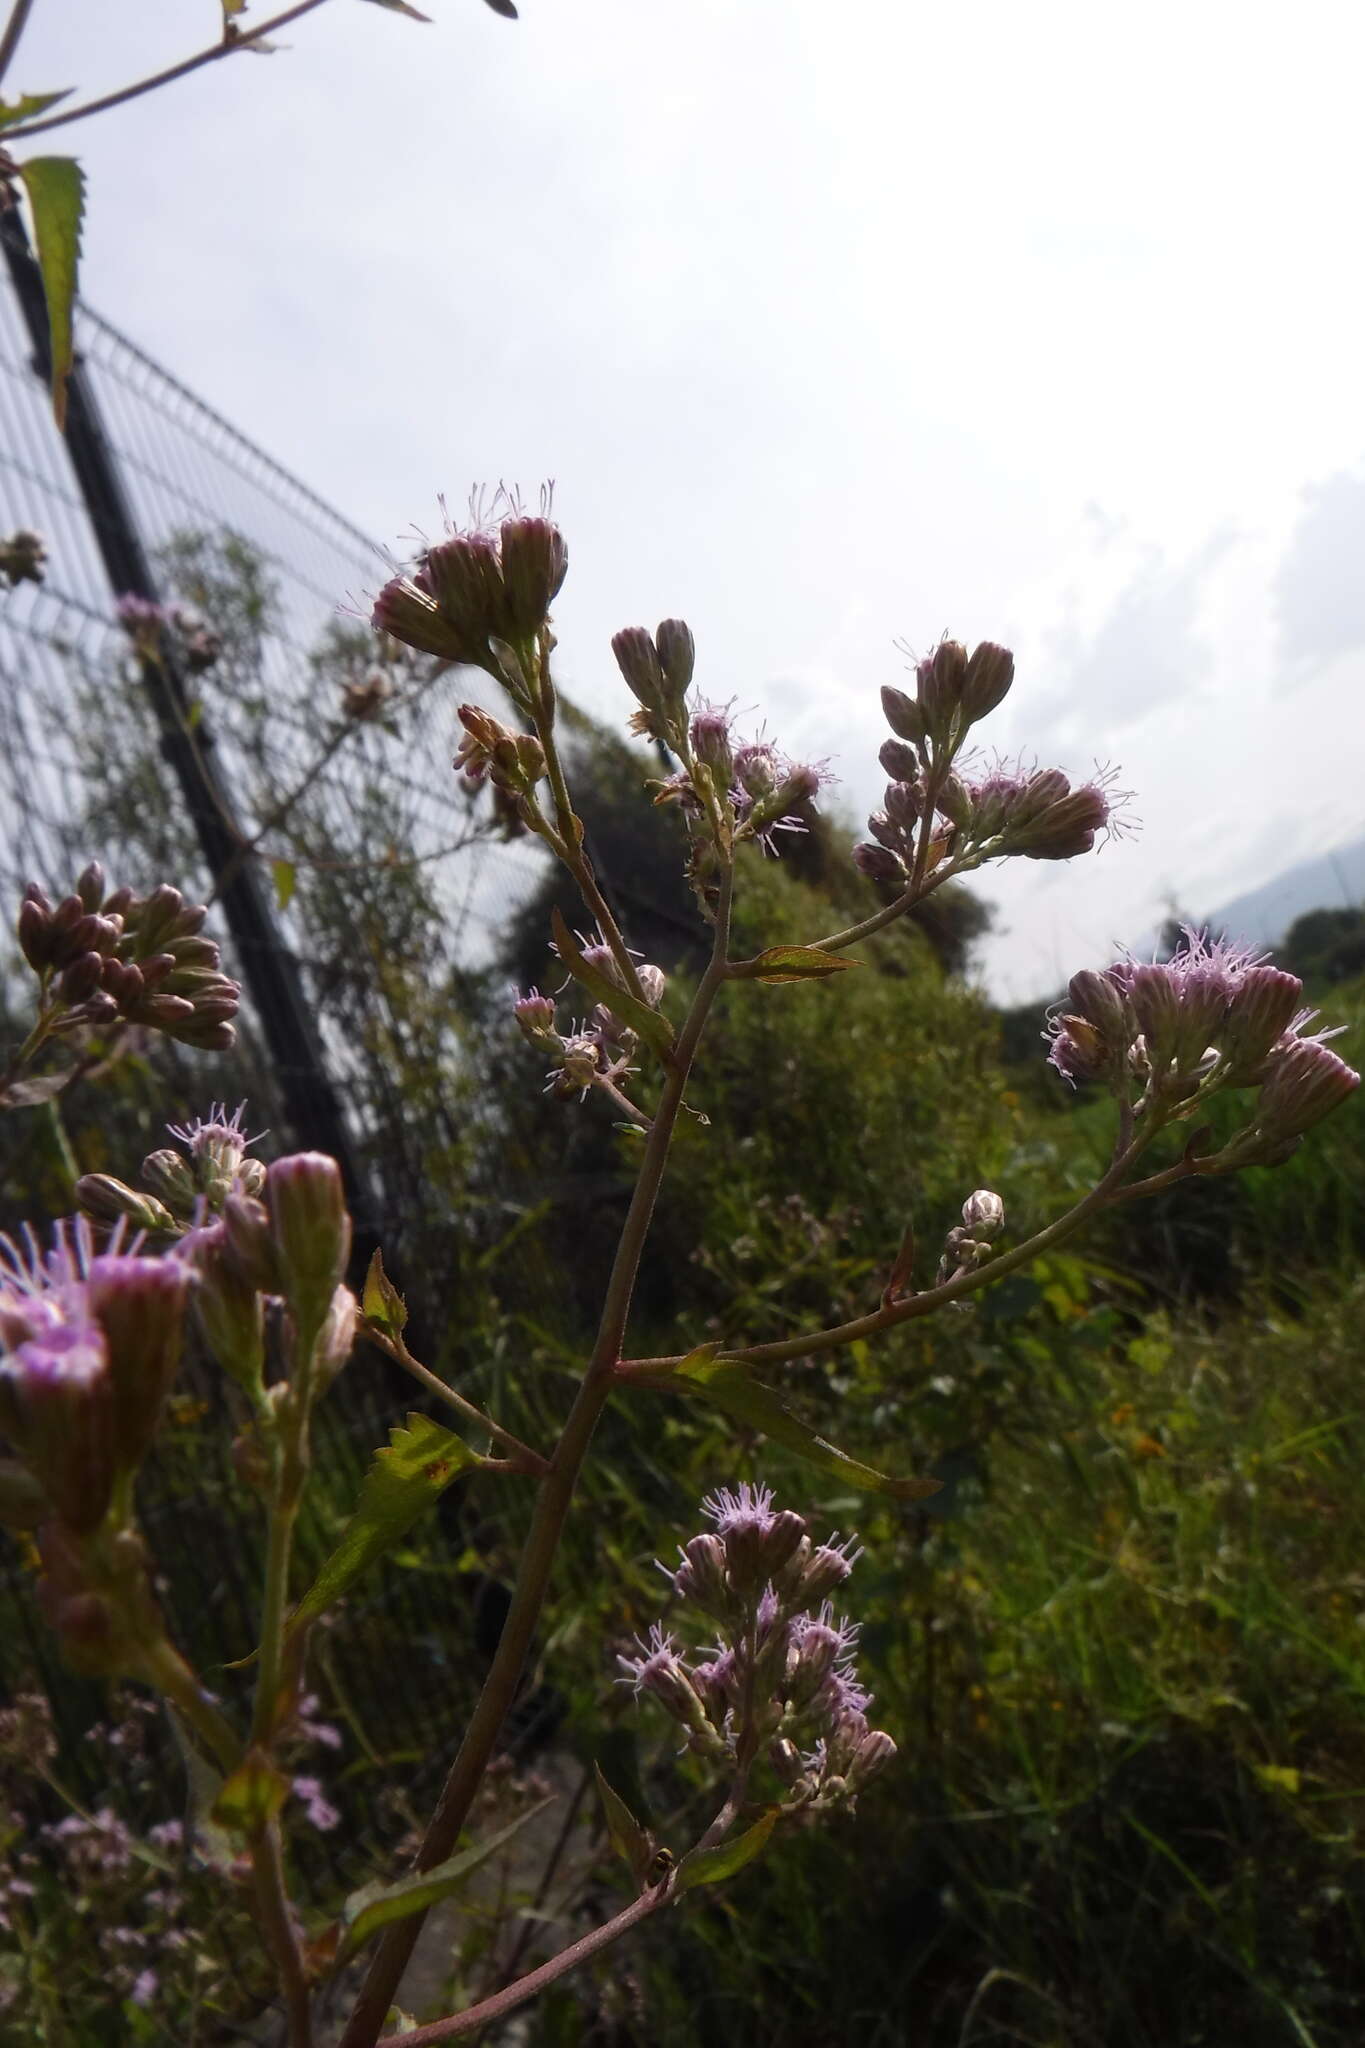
{"left": 0, "top": 0, "right": 37, "bottom": 93}
{"left": 0, "top": 0, "right": 335, "bottom": 141}
{"left": 251, "top": 1818, "right": 315, "bottom": 2048}
{"left": 619, "top": 1126, "right": 1156, "bottom": 1379}
{"left": 251, "top": 1489, "right": 300, "bottom": 1747}
{"left": 339, "top": 867, "right": 735, "bottom": 2048}
{"left": 531, "top": 685, "right": 650, "bottom": 1007}
{"left": 377, "top": 1331, "right": 549, "bottom": 1474}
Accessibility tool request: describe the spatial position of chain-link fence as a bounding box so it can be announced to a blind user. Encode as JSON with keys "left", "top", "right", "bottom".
{"left": 0, "top": 217, "right": 572, "bottom": 1846}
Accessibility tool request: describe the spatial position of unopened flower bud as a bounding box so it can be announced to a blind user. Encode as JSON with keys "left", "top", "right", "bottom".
{"left": 75, "top": 1175, "right": 175, "bottom": 1236}
{"left": 878, "top": 737, "right": 921, "bottom": 781}
{"left": 852, "top": 841, "right": 905, "bottom": 885}
{"left": 189, "top": 1224, "right": 267, "bottom": 1391}
{"left": 934, "top": 772, "right": 972, "bottom": 828}
{"left": 961, "top": 1189, "right": 1005, "bottom": 1239}
{"left": 770, "top": 1735, "right": 804, "bottom": 1787}
{"left": 266, "top": 1154, "right": 351, "bottom": 1332}
{"left": 880, "top": 685, "right": 926, "bottom": 745}
{"left": 58, "top": 951, "right": 105, "bottom": 1005}
{"left": 1219, "top": 967, "right": 1303, "bottom": 1077}
{"left": 916, "top": 640, "right": 969, "bottom": 731}
{"left": 141, "top": 1150, "right": 196, "bottom": 1214}
{"left": 884, "top": 780, "right": 921, "bottom": 832}
{"left": 655, "top": 617, "right": 695, "bottom": 700}
{"left": 498, "top": 515, "right": 569, "bottom": 639}
{"left": 847, "top": 1728, "right": 897, "bottom": 1789}
{"left": 961, "top": 642, "right": 1014, "bottom": 724}
{"left": 86, "top": 1255, "right": 191, "bottom": 1472}
{"left": 513, "top": 988, "right": 559, "bottom": 1047}
{"left": 636, "top": 964, "right": 667, "bottom": 1008}
{"left": 17, "top": 895, "right": 52, "bottom": 970}
{"left": 611, "top": 627, "right": 665, "bottom": 707}
{"left": 1256, "top": 1040, "right": 1360, "bottom": 1138}
{"left": 671, "top": 1531, "right": 732, "bottom": 1614}
{"left": 313, "top": 1284, "right": 358, "bottom": 1392}
{"left": 0, "top": 1324, "right": 115, "bottom": 1535}
{"left": 689, "top": 704, "right": 734, "bottom": 787}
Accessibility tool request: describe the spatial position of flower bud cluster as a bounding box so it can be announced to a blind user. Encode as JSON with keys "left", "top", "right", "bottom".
{"left": 0, "top": 1216, "right": 190, "bottom": 1543}
{"left": 17, "top": 866, "right": 241, "bottom": 1052}
{"left": 372, "top": 490, "right": 567, "bottom": 680}
{"left": 114, "top": 594, "right": 222, "bottom": 673}
{"left": 453, "top": 703, "right": 547, "bottom": 819}
{"left": 611, "top": 619, "right": 696, "bottom": 752}
{"left": 179, "top": 1149, "right": 355, "bottom": 1391}
{"left": 76, "top": 1102, "right": 266, "bottom": 1238}
{"left": 0, "top": 527, "right": 47, "bottom": 587}
{"left": 937, "top": 1188, "right": 1006, "bottom": 1284}
{"left": 1045, "top": 930, "right": 1360, "bottom": 1158}
{"left": 854, "top": 641, "right": 1123, "bottom": 888}
{"left": 513, "top": 949, "right": 667, "bottom": 1105}
{"left": 615, "top": 631, "right": 829, "bottom": 911}
{"left": 620, "top": 1484, "right": 895, "bottom": 1816}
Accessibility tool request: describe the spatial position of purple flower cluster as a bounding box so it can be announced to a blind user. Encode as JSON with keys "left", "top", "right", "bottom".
{"left": 618, "top": 1484, "right": 895, "bottom": 1814}
{"left": 372, "top": 488, "right": 568, "bottom": 677}
{"left": 512, "top": 937, "right": 668, "bottom": 1103}
{"left": 1046, "top": 930, "right": 1360, "bottom": 1155}
{"left": 78, "top": 1102, "right": 267, "bottom": 1237}
{"left": 651, "top": 698, "right": 831, "bottom": 858}
{"left": 0, "top": 1216, "right": 190, "bottom": 1539}
{"left": 18, "top": 864, "right": 240, "bottom": 1052}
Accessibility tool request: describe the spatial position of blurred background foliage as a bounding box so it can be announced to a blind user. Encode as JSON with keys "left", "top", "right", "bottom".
{"left": 3, "top": 540, "right": 1364, "bottom": 2045}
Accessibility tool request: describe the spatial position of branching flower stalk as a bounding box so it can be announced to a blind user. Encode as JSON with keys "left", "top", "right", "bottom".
{"left": 3, "top": 493, "right": 1358, "bottom": 2048}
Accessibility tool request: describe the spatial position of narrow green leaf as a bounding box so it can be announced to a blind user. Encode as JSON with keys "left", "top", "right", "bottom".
{"left": 338, "top": 1800, "right": 552, "bottom": 1958}
{"left": 483, "top": 0, "right": 519, "bottom": 14}
{"left": 745, "top": 945, "right": 862, "bottom": 984}
{"left": 594, "top": 1765, "right": 652, "bottom": 1886}
{"left": 359, "top": 0, "right": 432, "bottom": 16}
{"left": 0, "top": 91, "right": 72, "bottom": 133}
{"left": 271, "top": 857, "right": 296, "bottom": 911}
{"left": 362, "top": 1247, "right": 408, "bottom": 1337}
{"left": 287, "top": 1413, "right": 481, "bottom": 1636}
{"left": 18, "top": 156, "right": 84, "bottom": 431}
{"left": 642, "top": 1355, "right": 940, "bottom": 1501}
{"left": 550, "top": 908, "right": 675, "bottom": 1060}
{"left": 676, "top": 1808, "right": 780, "bottom": 1893}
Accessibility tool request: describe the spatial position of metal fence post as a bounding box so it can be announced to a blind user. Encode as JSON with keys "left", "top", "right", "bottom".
{"left": 0, "top": 204, "right": 375, "bottom": 1236}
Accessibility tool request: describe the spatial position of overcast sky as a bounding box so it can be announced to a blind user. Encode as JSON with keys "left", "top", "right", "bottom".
{"left": 16, "top": 0, "right": 1365, "bottom": 999}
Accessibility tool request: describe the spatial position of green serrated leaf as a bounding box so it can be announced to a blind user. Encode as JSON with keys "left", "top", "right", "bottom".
{"left": 18, "top": 157, "right": 84, "bottom": 431}
{"left": 676, "top": 1807, "right": 779, "bottom": 1893}
{"left": 594, "top": 1765, "right": 651, "bottom": 1885}
{"left": 338, "top": 1799, "right": 552, "bottom": 1959}
{"left": 745, "top": 945, "right": 862, "bottom": 984}
{"left": 271, "top": 857, "right": 295, "bottom": 911}
{"left": 287, "top": 1414, "right": 480, "bottom": 1636}
{"left": 0, "top": 91, "right": 72, "bottom": 133}
{"left": 550, "top": 909, "right": 675, "bottom": 1061}
{"left": 362, "top": 1247, "right": 408, "bottom": 1336}
{"left": 359, "top": 0, "right": 432, "bottom": 15}
{"left": 642, "top": 1355, "right": 940, "bottom": 1500}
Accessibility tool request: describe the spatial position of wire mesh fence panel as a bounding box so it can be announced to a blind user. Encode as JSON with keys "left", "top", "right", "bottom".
{"left": 0, "top": 247, "right": 559, "bottom": 1835}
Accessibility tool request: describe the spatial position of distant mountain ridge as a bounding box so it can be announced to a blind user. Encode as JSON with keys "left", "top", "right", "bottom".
{"left": 1202, "top": 833, "right": 1365, "bottom": 953}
